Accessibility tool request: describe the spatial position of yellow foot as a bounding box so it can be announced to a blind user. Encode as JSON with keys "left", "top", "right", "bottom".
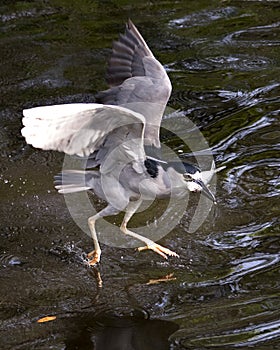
{"left": 86, "top": 250, "right": 100, "bottom": 266}
{"left": 138, "top": 243, "right": 179, "bottom": 259}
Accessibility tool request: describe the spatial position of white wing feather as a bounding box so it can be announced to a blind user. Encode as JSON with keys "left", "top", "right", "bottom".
{"left": 22, "top": 103, "right": 145, "bottom": 158}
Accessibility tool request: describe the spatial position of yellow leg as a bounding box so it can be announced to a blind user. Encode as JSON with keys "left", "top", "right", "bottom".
{"left": 87, "top": 214, "right": 101, "bottom": 266}
{"left": 120, "top": 201, "right": 179, "bottom": 259}
{"left": 87, "top": 205, "right": 120, "bottom": 266}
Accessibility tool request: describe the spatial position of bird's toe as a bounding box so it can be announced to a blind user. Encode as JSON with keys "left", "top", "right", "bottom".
{"left": 138, "top": 243, "right": 179, "bottom": 259}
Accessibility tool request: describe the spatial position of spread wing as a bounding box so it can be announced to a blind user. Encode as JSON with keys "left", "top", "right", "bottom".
{"left": 96, "top": 20, "right": 172, "bottom": 148}
{"left": 21, "top": 103, "right": 146, "bottom": 169}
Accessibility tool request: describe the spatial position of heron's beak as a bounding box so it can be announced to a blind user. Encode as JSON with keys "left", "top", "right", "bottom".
{"left": 195, "top": 179, "right": 216, "bottom": 203}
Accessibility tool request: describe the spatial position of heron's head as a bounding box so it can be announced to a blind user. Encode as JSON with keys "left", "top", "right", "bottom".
{"left": 182, "top": 162, "right": 216, "bottom": 203}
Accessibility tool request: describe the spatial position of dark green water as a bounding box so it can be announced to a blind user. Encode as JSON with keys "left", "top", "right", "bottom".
{"left": 0, "top": 1, "right": 279, "bottom": 349}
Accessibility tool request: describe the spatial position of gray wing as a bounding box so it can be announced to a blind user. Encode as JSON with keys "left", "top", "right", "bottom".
{"left": 22, "top": 103, "right": 146, "bottom": 171}
{"left": 96, "top": 19, "right": 172, "bottom": 148}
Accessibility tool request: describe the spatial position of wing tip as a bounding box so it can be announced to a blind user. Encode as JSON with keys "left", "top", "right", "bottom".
{"left": 127, "top": 18, "right": 135, "bottom": 30}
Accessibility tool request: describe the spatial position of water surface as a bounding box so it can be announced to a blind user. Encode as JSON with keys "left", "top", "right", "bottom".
{"left": 0, "top": 0, "right": 279, "bottom": 349}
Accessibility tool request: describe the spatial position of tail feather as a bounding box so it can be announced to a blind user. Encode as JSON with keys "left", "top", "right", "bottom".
{"left": 54, "top": 170, "right": 98, "bottom": 194}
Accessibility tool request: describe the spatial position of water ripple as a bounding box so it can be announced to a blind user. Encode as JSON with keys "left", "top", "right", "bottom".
{"left": 169, "top": 7, "right": 237, "bottom": 28}
{"left": 222, "top": 21, "right": 280, "bottom": 47}
{"left": 224, "top": 159, "right": 280, "bottom": 198}
{"left": 0, "top": 8, "right": 57, "bottom": 23}
{"left": 207, "top": 54, "right": 272, "bottom": 71}
{"left": 185, "top": 319, "right": 280, "bottom": 348}
{"left": 167, "top": 54, "right": 273, "bottom": 73}
{"left": 206, "top": 221, "right": 274, "bottom": 250}
{"left": 217, "top": 83, "right": 280, "bottom": 108}
{"left": 0, "top": 253, "right": 24, "bottom": 267}
{"left": 184, "top": 253, "right": 280, "bottom": 288}
{"left": 213, "top": 115, "right": 273, "bottom": 153}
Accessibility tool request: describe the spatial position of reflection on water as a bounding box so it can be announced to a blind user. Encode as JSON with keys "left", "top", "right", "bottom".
{"left": 0, "top": 0, "right": 280, "bottom": 349}
{"left": 76, "top": 309, "right": 178, "bottom": 350}
{"left": 3, "top": 307, "right": 178, "bottom": 350}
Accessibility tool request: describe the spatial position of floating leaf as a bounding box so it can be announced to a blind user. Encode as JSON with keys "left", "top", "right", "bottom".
{"left": 37, "top": 315, "right": 57, "bottom": 323}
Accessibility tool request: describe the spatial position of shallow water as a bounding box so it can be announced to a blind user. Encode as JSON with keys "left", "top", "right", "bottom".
{"left": 0, "top": 1, "right": 280, "bottom": 349}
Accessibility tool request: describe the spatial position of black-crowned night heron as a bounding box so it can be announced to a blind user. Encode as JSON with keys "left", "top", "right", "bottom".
{"left": 21, "top": 20, "right": 216, "bottom": 265}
